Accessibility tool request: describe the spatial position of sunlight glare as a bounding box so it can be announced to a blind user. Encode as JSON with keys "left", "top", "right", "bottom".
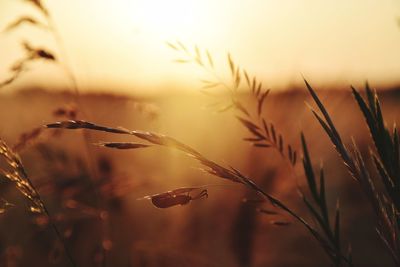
{"left": 120, "top": 0, "right": 212, "bottom": 42}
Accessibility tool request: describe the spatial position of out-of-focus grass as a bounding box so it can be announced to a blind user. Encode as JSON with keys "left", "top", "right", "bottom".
{"left": 0, "top": 87, "right": 398, "bottom": 266}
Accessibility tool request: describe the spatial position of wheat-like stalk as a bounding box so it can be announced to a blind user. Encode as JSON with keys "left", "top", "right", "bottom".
{"left": 1, "top": 2, "right": 111, "bottom": 264}
{"left": 0, "top": 140, "right": 44, "bottom": 213}
{"left": 45, "top": 119, "right": 353, "bottom": 266}
{"left": 0, "top": 0, "right": 76, "bottom": 93}
{"left": 306, "top": 80, "right": 400, "bottom": 266}
{"left": 167, "top": 42, "right": 297, "bottom": 165}
{"left": 1, "top": 0, "right": 56, "bottom": 88}
{"left": 0, "top": 139, "right": 76, "bottom": 267}
{"left": 166, "top": 44, "right": 357, "bottom": 265}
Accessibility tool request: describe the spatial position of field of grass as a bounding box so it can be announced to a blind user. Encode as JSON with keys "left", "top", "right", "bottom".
{"left": 0, "top": 85, "right": 398, "bottom": 266}
{"left": 1, "top": 1, "right": 400, "bottom": 266}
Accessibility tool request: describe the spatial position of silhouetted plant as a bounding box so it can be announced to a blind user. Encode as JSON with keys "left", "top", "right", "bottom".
{"left": 167, "top": 42, "right": 297, "bottom": 165}
{"left": 306, "top": 81, "right": 400, "bottom": 266}
{"left": 45, "top": 119, "right": 354, "bottom": 266}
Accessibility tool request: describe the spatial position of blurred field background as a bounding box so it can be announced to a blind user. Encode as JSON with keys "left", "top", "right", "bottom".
{"left": 0, "top": 86, "right": 398, "bottom": 266}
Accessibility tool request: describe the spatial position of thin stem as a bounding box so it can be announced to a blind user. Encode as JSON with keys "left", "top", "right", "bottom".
{"left": 44, "top": 206, "right": 77, "bottom": 267}
{"left": 46, "top": 11, "right": 108, "bottom": 267}
{"left": 24, "top": 176, "right": 76, "bottom": 267}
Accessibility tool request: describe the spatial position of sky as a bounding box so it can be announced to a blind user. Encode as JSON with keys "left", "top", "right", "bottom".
{"left": 0, "top": 0, "right": 400, "bottom": 95}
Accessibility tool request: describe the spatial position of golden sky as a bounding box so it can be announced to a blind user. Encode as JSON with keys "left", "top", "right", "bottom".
{"left": 0, "top": 0, "right": 400, "bottom": 94}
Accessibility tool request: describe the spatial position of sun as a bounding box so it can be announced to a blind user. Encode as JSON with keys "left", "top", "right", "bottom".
{"left": 116, "top": 0, "right": 213, "bottom": 42}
